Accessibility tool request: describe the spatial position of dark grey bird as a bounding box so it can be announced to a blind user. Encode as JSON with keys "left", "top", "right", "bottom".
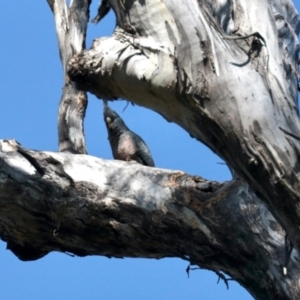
{"left": 103, "top": 101, "right": 155, "bottom": 167}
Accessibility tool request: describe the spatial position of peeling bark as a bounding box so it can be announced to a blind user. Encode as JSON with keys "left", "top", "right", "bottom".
{"left": 1, "top": 0, "right": 300, "bottom": 299}
{"left": 68, "top": 0, "right": 300, "bottom": 254}
{"left": 47, "top": 0, "right": 91, "bottom": 154}
{"left": 1, "top": 139, "right": 300, "bottom": 299}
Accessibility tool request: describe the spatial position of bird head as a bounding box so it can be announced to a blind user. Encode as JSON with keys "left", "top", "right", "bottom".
{"left": 103, "top": 102, "right": 128, "bottom": 134}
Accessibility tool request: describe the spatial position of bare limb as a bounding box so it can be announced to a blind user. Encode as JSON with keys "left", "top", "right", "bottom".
{"left": 0, "top": 139, "right": 300, "bottom": 299}
{"left": 48, "top": 0, "right": 91, "bottom": 153}
{"left": 67, "top": 0, "right": 300, "bottom": 254}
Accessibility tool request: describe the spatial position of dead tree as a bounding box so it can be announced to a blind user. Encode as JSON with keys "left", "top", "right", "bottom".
{"left": 0, "top": 0, "right": 300, "bottom": 299}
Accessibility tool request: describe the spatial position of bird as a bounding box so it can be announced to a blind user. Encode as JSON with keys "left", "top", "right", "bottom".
{"left": 103, "top": 101, "right": 155, "bottom": 167}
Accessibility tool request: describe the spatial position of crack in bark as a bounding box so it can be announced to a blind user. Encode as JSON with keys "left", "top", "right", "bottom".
{"left": 0, "top": 141, "right": 299, "bottom": 298}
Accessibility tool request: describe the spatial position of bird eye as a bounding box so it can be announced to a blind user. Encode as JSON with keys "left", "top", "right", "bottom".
{"left": 106, "top": 117, "right": 111, "bottom": 123}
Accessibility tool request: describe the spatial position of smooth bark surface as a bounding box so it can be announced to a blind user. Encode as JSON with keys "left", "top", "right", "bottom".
{"left": 1, "top": 139, "right": 300, "bottom": 299}
{"left": 68, "top": 0, "right": 300, "bottom": 253}
{"left": 47, "top": 0, "right": 90, "bottom": 154}
{"left": 1, "top": 0, "right": 300, "bottom": 299}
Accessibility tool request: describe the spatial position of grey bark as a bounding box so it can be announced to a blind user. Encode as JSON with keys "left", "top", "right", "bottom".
{"left": 0, "top": 0, "right": 300, "bottom": 299}
{"left": 68, "top": 0, "right": 300, "bottom": 254}
{"left": 1, "top": 139, "right": 300, "bottom": 300}
{"left": 47, "top": 0, "right": 90, "bottom": 154}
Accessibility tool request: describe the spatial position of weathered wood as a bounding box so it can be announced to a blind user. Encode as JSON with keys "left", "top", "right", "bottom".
{"left": 68, "top": 0, "right": 300, "bottom": 254}
{"left": 47, "top": 0, "right": 91, "bottom": 154}
{"left": 1, "top": 0, "right": 299, "bottom": 299}
{"left": 0, "top": 139, "right": 299, "bottom": 299}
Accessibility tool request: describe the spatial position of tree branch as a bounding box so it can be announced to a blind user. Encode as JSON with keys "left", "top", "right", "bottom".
{"left": 0, "top": 139, "right": 299, "bottom": 299}
{"left": 48, "top": 0, "right": 91, "bottom": 154}
{"left": 67, "top": 0, "right": 300, "bottom": 253}
{"left": 5, "top": 1, "right": 299, "bottom": 299}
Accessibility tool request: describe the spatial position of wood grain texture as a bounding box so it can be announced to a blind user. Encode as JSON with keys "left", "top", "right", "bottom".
{"left": 68, "top": 0, "right": 300, "bottom": 254}
{"left": 2, "top": 0, "right": 300, "bottom": 298}
{"left": 1, "top": 139, "right": 299, "bottom": 299}
{"left": 49, "top": 0, "right": 91, "bottom": 154}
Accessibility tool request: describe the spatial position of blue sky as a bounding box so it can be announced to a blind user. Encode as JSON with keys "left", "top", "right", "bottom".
{"left": 0, "top": 1, "right": 299, "bottom": 299}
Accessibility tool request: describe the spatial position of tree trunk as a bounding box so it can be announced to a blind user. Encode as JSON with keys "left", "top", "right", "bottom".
{"left": 1, "top": 139, "right": 300, "bottom": 299}
{"left": 1, "top": 0, "right": 300, "bottom": 299}
{"left": 68, "top": 0, "right": 300, "bottom": 252}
